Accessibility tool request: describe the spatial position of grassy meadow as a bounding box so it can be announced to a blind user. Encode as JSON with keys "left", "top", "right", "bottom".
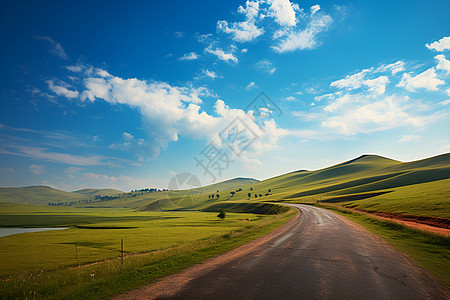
{"left": 0, "top": 201, "right": 295, "bottom": 299}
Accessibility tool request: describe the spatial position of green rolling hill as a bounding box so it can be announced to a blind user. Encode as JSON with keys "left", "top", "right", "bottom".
{"left": 0, "top": 186, "right": 124, "bottom": 206}
{"left": 1, "top": 153, "right": 448, "bottom": 218}
{"left": 73, "top": 188, "right": 123, "bottom": 197}
{"left": 136, "top": 153, "right": 449, "bottom": 218}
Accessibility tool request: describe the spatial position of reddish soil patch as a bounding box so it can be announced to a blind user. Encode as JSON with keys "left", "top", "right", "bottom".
{"left": 348, "top": 207, "right": 450, "bottom": 236}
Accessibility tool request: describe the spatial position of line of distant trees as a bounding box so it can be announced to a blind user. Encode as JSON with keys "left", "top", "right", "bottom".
{"left": 48, "top": 199, "right": 92, "bottom": 206}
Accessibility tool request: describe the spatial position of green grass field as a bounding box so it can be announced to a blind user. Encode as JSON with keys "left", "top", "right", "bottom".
{"left": 0, "top": 203, "right": 269, "bottom": 276}
{"left": 0, "top": 202, "right": 295, "bottom": 299}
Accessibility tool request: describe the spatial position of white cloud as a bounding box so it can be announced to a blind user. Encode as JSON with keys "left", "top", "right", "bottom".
{"left": 246, "top": 82, "right": 256, "bottom": 90}
{"left": 311, "top": 4, "right": 321, "bottom": 15}
{"left": 440, "top": 99, "right": 450, "bottom": 105}
{"left": 47, "top": 79, "right": 79, "bottom": 98}
{"left": 205, "top": 47, "right": 238, "bottom": 63}
{"left": 29, "top": 164, "right": 45, "bottom": 175}
{"left": 330, "top": 69, "right": 389, "bottom": 94}
{"left": 398, "top": 135, "right": 420, "bottom": 143}
{"left": 179, "top": 52, "right": 199, "bottom": 61}
{"left": 33, "top": 35, "right": 68, "bottom": 60}
{"left": 202, "top": 69, "right": 219, "bottom": 79}
{"left": 323, "top": 93, "right": 352, "bottom": 112}
{"left": 241, "top": 48, "right": 248, "bottom": 53}
{"left": 109, "top": 133, "right": 146, "bottom": 160}
{"left": 217, "top": 20, "right": 264, "bottom": 43}
{"left": 331, "top": 69, "right": 369, "bottom": 90}
{"left": 74, "top": 67, "right": 286, "bottom": 158}
{"left": 435, "top": 54, "right": 450, "bottom": 73}
{"left": 268, "top": 0, "right": 299, "bottom": 26}
{"left": 285, "top": 96, "right": 296, "bottom": 101}
{"left": 272, "top": 13, "right": 333, "bottom": 53}
{"left": 364, "top": 76, "right": 389, "bottom": 94}
{"left": 321, "top": 95, "right": 429, "bottom": 135}
{"left": 426, "top": 36, "right": 450, "bottom": 52}
{"left": 322, "top": 94, "right": 435, "bottom": 135}
{"left": 398, "top": 68, "right": 445, "bottom": 91}
{"left": 195, "top": 33, "right": 213, "bottom": 43}
{"left": 18, "top": 146, "right": 106, "bottom": 166}
{"left": 217, "top": 1, "right": 264, "bottom": 42}
{"left": 376, "top": 61, "right": 405, "bottom": 75}
{"left": 123, "top": 132, "right": 134, "bottom": 141}
{"left": 255, "top": 59, "right": 276, "bottom": 74}
{"left": 66, "top": 65, "right": 83, "bottom": 73}
{"left": 314, "top": 92, "right": 337, "bottom": 102}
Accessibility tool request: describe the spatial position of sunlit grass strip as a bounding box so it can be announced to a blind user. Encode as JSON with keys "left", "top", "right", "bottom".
{"left": 0, "top": 208, "right": 296, "bottom": 299}
{"left": 311, "top": 203, "right": 450, "bottom": 288}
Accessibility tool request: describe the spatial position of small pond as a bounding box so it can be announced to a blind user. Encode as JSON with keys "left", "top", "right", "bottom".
{"left": 0, "top": 227, "right": 68, "bottom": 238}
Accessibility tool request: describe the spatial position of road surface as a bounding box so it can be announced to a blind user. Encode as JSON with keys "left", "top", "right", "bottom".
{"left": 116, "top": 204, "right": 449, "bottom": 299}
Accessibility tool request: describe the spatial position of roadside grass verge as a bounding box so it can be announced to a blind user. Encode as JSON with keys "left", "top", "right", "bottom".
{"left": 310, "top": 203, "right": 450, "bottom": 288}
{"left": 0, "top": 207, "right": 296, "bottom": 299}
{"left": 202, "top": 201, "right": 291, "bottom": 215}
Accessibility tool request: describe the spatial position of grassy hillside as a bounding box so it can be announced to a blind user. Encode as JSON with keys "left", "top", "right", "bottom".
{"left": 0, "top": 186, "right": 125, "bottom": 206}
{"left": 72, "top": 188, "right": 123, "bottom": 197}
{"left": 76, "top": 177, "right": 258, "bottom": 210}
{"left": 137, "top": 153, "right": 450, "bottom": 218}
{"left": 0, "top": 186, "right": 86, "bottom": 206}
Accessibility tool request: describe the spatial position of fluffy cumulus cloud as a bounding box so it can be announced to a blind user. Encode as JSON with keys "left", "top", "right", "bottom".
{"left": 435, "top": 54, "right": 450, "bottom": 73}
{"left": 53, "top": 65, "right": 286, "bottom": 159}
{"left": 202, "top": 69, "right": 219, "bottom": 79}
{"left": 268, "top": 0, "right": 299, "bottom": 26}
{"left": 330, "top": 68, "right": 390, "bottom": 95}
{"left": 312, "top": 58, "right": 446, "bottom": 136}
{"left": 426, "top": 36, "right": 450, "bottom": 52}
{"left": 398, "top": 68, "right": 445, "bottom": 91}
{"left": 215, "top": 0, "right": 333, "bottom": 53}
{"left": 217, "top": 1, "right": 264, "bottom": 42}
{"left": 321, "top": 95, "right": 426, "bottom": 135}
{"left": 179, "top": 52, "right": 199, "bottom": 61}
{"left": 204, "top": 46, "right": 238, "bottom": 63}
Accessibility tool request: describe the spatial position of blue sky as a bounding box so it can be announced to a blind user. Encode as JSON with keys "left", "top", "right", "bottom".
{"left": 1, "top": 0, "right": 449, "bottom": 191}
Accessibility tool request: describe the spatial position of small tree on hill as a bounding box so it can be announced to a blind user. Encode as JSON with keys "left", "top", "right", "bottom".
{"left": 230, "top": 191, "right": 235, "bottom": 197}
{"left": 248, "top": 193, "right": 251, "bottom": 198}
{"left": 217, "top": 209, "right": 226, "bottom": 220}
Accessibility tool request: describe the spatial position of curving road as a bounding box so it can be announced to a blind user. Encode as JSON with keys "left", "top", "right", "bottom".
{"left": 117, "top": 204, "right": 449, "bottom": 299}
